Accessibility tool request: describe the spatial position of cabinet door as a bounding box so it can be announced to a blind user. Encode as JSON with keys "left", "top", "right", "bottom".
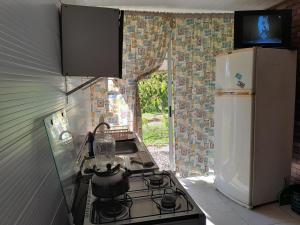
{"left": 62, "top": 4, "right": 122, "bottom": 77}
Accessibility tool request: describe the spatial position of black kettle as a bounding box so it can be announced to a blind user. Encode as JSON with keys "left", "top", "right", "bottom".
{"left": 91, "top": 163, "right": 132, "bottom": 198}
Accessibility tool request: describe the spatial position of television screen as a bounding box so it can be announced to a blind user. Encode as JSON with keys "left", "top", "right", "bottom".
{"left": 234, "top": 10, "right": 292, "bottom": 49}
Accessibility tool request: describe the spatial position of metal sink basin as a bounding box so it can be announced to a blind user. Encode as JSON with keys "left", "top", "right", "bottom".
{"left": 115, "top": 139, "right": 138, "bottom": 154}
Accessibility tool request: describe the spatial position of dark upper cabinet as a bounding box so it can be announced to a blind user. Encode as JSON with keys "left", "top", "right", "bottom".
{"left": 61, "top": 4, "right": 123, "bottom": 78}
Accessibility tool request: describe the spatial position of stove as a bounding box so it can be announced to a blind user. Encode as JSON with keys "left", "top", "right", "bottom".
{"left": 83, "top": 171, "right": 206, "bottom": 225}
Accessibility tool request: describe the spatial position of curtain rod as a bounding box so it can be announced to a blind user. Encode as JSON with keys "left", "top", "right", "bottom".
{"left": 124, "top": 10, "right": 233, "bottom": 18}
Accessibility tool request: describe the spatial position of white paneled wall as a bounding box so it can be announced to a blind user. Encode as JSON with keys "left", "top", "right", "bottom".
{"left": 0, "top": 0, "right": 91, "bottom": 225}
{"left": 66, "top": 76, "right": 93, "bottom": 154}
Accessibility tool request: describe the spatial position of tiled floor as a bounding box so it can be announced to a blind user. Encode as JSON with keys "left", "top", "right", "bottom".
{"left": 179, "top": 176, "right": 300, "bottom": 225}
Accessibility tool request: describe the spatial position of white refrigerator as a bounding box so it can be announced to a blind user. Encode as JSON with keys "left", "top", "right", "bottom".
{"left": 214, "top": 47, "right": 297, "bottom": 208}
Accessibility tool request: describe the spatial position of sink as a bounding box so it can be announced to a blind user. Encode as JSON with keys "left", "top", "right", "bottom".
{"left": 115, "top": 139, "right": 138, "bottom": 154}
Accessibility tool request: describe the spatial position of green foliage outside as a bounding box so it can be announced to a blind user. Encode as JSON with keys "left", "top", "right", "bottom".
{"left": 138, "top": 72, "right": 168, "bottom": 113}
{"left": 142, "top": 113, "right": 169, "bottom": 147}
{"left": 138, "top": 73, "right": 169, "bottom": 147}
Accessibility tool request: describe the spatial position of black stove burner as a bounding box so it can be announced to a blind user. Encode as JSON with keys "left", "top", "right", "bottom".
{"left": 151, "top": 189, "right": 186, "bottom": 213}
{"left": 144, "top": 171, "right": 172, "bottom": 189}
{"left": 91, "top": 199, "right": 130, "bottom": 223}
{"left": 149, "top": 174, "right": 164, "bottom": 186}
{"left": 161, "top": 195, "right": 177, "bottom": 209}
{"left": 100, "top": 201, "right": 126, "bottom": 218}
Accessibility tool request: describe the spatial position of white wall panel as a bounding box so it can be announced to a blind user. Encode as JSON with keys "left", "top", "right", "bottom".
{"left": 0, "top": 0, "right": 90, "bottom": 225}
{"left": 66, "top": 76, "right": 93, "bottom": 153}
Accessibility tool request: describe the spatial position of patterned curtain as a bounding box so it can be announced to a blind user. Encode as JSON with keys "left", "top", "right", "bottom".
{"left": 172, "top": 15, "right": 234, "bottom": 177}
{"left": 122, "top": 13, "right": 171, "bottom": 136}
{"left": 90, "top": 78, "right": 108, "bottom": 127}
{"left": 91, "top": 13, "right": 171, "bottom": 135}
{"left": 90, "top": 78, "right": 130, "bottom": 128}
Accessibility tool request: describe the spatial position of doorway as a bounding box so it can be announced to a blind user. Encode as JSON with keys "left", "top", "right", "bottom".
{"left": 138, "top": 45, "right": 175, "bottom": 171}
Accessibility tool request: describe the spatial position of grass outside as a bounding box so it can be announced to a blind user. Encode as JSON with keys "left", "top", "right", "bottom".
{"left": 142, "top": 113, "right": 169, "bottom": 147}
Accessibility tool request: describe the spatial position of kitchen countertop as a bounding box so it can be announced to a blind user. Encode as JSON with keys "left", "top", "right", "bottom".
{"left": 79, "top": 133, "right": 159, "bottom": 176}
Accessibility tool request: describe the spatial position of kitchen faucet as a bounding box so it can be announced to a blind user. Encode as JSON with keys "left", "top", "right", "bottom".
{"left": 86, "top": 122, "right": 111, "bottom": 158}
{"left": 92, "top": 122, "right": 110, "bottom": 136}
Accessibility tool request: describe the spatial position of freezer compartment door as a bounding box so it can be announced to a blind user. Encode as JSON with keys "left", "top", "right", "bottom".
{"left": 216, "top": 49, "right": 255, "bottom": 91}
{"left": 214, "top": 94, "right": 253, "bottom": 206}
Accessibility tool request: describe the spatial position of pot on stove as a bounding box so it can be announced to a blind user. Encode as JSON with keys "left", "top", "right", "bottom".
{"left": 91, "top": 163, "right": 132, "bottom": 198}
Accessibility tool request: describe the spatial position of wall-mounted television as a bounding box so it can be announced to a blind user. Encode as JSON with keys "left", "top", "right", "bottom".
{"left": 234, "top": 10, "right": 292, "bottom": 49}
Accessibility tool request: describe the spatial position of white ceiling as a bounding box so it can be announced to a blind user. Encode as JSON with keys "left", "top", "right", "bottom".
{"left": 63, "top": 0, "right": 284, "bottom": 13}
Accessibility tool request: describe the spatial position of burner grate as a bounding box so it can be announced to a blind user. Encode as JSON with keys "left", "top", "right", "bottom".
{"left": 91, "top": 193, "right": 133, "bottom": 224}
{"left": 151, "top": 187, "right": 193, "bottom": 214}
{"left": 87, "top": 171, "right": 195, "bottom": 224}
{"left": 143, "top": 171, "right": 173, "bottom": 189}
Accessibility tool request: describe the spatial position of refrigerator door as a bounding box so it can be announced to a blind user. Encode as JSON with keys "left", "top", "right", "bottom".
{"left": 214, "top": 94, "right": 253, "bottom": 207}
{"left": 216, "top": 49, "right": 255, "bottom": 92}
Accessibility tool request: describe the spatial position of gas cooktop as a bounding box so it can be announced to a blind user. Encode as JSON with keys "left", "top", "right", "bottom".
{"left": 83, "top": 171, "right": 205, "bottom": 225}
